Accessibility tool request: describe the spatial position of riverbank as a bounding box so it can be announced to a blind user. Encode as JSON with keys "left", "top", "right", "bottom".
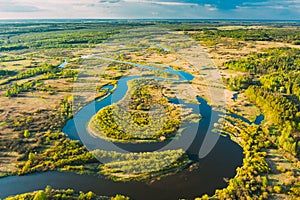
{"left": 5, "top": 186, "right": 129, "bottom": 200}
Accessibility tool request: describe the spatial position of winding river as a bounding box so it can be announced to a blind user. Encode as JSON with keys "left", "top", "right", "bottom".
{"left": 0, "top": 58, "right": 247, "bottom": 199}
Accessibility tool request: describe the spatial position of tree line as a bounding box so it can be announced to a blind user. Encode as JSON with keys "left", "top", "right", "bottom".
{"left": 224, "top": 48, "right": 300, "bottom": 74}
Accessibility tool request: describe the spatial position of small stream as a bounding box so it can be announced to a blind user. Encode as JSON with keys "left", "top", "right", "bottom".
{"left": 229, "top": 93, "right": 264, "bottom": 125}
{"left": 58, "top": 60, "right": 67, "bottom": 68}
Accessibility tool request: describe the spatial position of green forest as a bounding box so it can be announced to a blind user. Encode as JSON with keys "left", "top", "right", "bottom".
{"left": 220, "top": 47, "right": 300, "bottom": 156}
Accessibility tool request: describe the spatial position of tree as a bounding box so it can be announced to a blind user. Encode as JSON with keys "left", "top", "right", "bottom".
{"left": 24, "top": 130, "right": 30, "bottom": 138}
{"left": 45, "top": 185, "right": 52, "bottom": 194}
{"left": 5, "top": 89, "right": 12, "bottom": 97}
{"left": 85, "top": 191, "right": 95, "bottom": 200}
{"left": 111, "top": 194, "right": 130, "bottom": 200}
{"left": 33, "top": 191, "right": 46, "bottom": 200}
{"left": 273, "top": 185, "right": 282, "bottom": 193}
{"left": 28, "top": 152, "right": 35, "bottom": 161}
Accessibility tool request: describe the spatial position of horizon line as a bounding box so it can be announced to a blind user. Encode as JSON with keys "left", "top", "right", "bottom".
{"left": 0, "top": 18, "right": 300, "bottom": 22}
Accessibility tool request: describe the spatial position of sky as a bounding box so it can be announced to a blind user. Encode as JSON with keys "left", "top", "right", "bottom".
{"left": 0, "top": 0, "right": 299, "bottom": 20}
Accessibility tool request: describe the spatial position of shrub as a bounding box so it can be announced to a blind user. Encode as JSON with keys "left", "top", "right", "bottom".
{"left": 273, "top": 185, "right": 282, "bottom": 193}
{"left": 24, "top": 130, "right": 31, "bottom": 138}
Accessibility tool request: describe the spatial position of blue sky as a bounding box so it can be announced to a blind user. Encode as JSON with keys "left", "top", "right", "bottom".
{"left": 0, "top": 0, "right": 299, "bottom": 19}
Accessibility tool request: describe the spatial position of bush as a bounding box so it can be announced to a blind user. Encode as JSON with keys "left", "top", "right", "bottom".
{"left": 33, "top": 191, "right": 46, "bottom": 200}
{"left": 111, "top": 194, "right": 130, "bottom": 200}
{"left": 273, "top": 185, "right": 282, "bottom": 193}
{"left": 292, "top": 40, "right": 300, "bottom": 45}
{"left": 24, "top": 130, "right": 31, "bottom": 138}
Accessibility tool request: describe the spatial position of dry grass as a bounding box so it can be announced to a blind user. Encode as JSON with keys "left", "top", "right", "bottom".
{"left": 265, "top": 149, "right": 300, "bottom": 200}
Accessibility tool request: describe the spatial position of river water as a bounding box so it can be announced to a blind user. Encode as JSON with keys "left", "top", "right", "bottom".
{"left": 0, "top": 58, "right": 245, "bottom": 199}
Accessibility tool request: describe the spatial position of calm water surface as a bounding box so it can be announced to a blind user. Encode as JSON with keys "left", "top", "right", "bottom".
{"left": 0, "top": 60, "right": 244, "bottom": 199}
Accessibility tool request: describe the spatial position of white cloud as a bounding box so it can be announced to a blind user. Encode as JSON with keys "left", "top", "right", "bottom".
{"left": 204, "top": 4, "right": 218, "bottom": 11}
{"left": 0, "top": 0, "right": 299, "bottom": 19}
{"left": 0, "top": 0, "right": 41, "bottom": 12}
{"left": 121, "top": 0, "right": 198, "bottom": 6}
{"left": 148, "top": 1, "right": 198, "bottom": 6}
{"left": 243, "top": 0, "right": 300, "bottom": 8}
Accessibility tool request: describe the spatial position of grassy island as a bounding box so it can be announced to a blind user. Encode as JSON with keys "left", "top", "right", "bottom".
{"left": 93, "top": 149, "right": 190, "bottom": 181}
{"left": 88, "top": 79, "right": 199, "bottom": 143}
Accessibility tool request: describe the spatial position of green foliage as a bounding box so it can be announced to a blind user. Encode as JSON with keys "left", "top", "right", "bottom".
{"left": 33, "top": 191, "right": 47, "bottom": 200}
{"left": 91, "top": 103, "right": 182, "bottom": 141}
{"left": 223, "top": 74, "right": 252, "bottom": 91}
{"left": 0, "top": 55, "right": 25, "bottom": 62}
{"left": 111, "top": 194, "right": 130, "bottom": 200}
{"left": 273, "top": 185, "right": 282, "bottom": 193}
{"left": 41, "top": 69, "right": 78, "bottom": 80}
{"left": 292, "top": 40, "right": 300, "bottom": 45}
{"left": 4, "top": 63, "right": 78, "bottom": 97}
{"left": 224, "top": 48, "right": 300, "bottom": 74}
{"left": 202, "top": 116, "right": 271, "bottom": 199}
{"left": 89, "top": 79, "right": 184, "bottom": 142}
{"left": 245, "top": 86, "right": 299, "bottom": 125}
{"left": 190, "top": 28, "right": 300, "bottom": 44}
{"left": 0, "top": 69, "right": 17, "bottom": 79}
{"left": 289, "top": 182, "right": 300, "bottom": 197}
{"left": 0, "top": 44, "right": 29, "bottom": 51}
{"left": 6, "top": 186, "right": 116, "bottom": 200}
{"left": 94, "top": 149, "right": 189, "bottom": 181}
{"left": 60, "top": 95, "right": 73, "bottom": 120}
{"left": 45, "top": 185, "right": 52, "bottom": 194}
{"left": 107, "top": 62, "right": 133, "bottom": 72}
{"left": 24, "top": 129, "right": 31, "bottom": 138}
{"left": 5, "top": 81, "right": 37, "bottom": 97}
{"left": 0, "top": 23, "right": 121, "bottom": 51}
{"left": 225, "top": 46, "right": 300, "bottom": 156}
{"left": 146, "top": 45, "right": 167, "bottom": 53}
{"left": 18, "top": 132, "right": 96, "bottom": 175}
{"left": 78, "top": 191, "right": 96, "bottom": 200}
{"left": 13, "top": 116, "right": 32, "bottom": 127}
{"left": 245, "top": 86, "right": 299, "bottom": 155}
{"left": 28, "top": 152, "right": 35, "bottom": 161}
{"left": 260, "top": 72, "right": 300, "bottom": 99}
{"left": 16, "top": 63, "right": 56, "bottom": 80}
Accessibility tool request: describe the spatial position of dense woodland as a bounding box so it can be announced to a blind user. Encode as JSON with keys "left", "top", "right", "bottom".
{"left": 220, "top": 47, "right": 300, "bottom": 157}
{"left": 0, "top": 22, "right": 152, "bottom": 51}
{"left": 201, "top": 28, "right": 300, "bottom": 44}
{"left": 189, "top": 28, "right": 300, "bottom": 47}
{"left": 224, "top": 48, "right": 300, "bottom": 74}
